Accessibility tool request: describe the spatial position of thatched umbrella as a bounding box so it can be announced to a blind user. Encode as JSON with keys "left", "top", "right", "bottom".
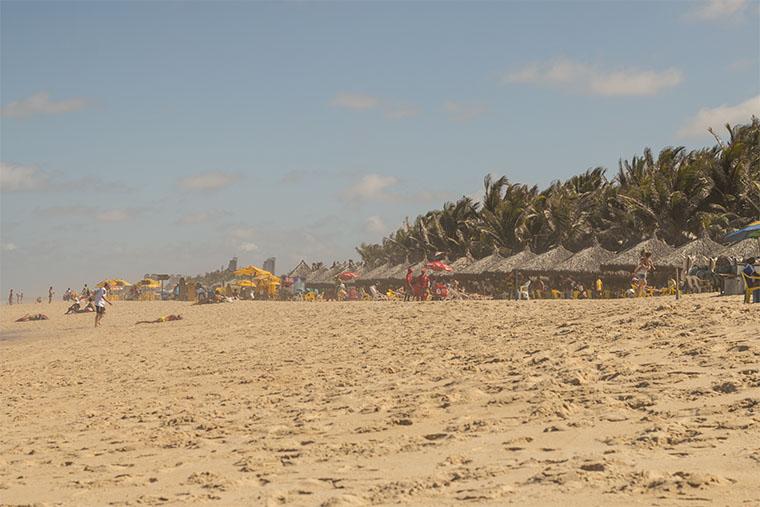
{"left": 661, "top": 236, "right": 725, "bottom": 268}
{"left": 555, "top": 244, "right": 615, "bottom": 273}
{"left": 518, "top": 246, "right": 573, "bottom": 273}
{"left": 304, "top": 265, "right": 329, "bottom": 284}
{"left": 487, "top": 248, "right": 536, "bottom": 274}
{"left": 361, "top": 261, "right": 395, "bottom": 281}
{"left": 601, "top": 236, "right": 674, "bottom": 272}
{"left": 438, "top": 254, "right": 475, "bottom": 277}
{"left": 720, "top": 238, "right": 760, "bottom": 260}
{"left": 459, "top": 252, "right": 504, "bottom": 275}
{"left": 288, "top": 260, "right": 313, "bottom": 279}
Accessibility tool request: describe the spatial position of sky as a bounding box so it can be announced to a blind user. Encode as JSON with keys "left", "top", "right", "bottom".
{"left": 1, "top": 0, "right": 759, "bottom": 298}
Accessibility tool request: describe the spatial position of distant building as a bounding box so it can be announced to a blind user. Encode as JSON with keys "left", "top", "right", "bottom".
{"left": 263, "top": 257, "right": 275, "bottom": 274}
{"left": 228, "top": 257, "right": 238, "bottom": 272}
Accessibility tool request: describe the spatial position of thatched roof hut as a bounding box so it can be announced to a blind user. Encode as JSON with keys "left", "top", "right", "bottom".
{"left": 602, "top": 236, "right": 674, "bottom": 271}
{"left": 361, "top": 262, "right": 395, "bottom": 281}
{"left": 661, "top": 236, "right": 725, "bottom": 267}
{"left": 518, "top": 246, "right": 573, "bottom": 272}
{"left": 720, "top": 238, "right": 760, "bottom": 260}
{"left": 488, "top": 249, "right": 536, "bottom": 274}
{"left": 459, "top": 252, "right": 504, "bottom": 275}
{"left": 555, "top": 244, "right": 615, "bottom": 273}
{"left": 308, "top": 262, "right": 347, "bottom": 285}
{"left": 288, "top": 260, "right": 313, "bottom": 279}
{"left": 438, "top": 254, "right": 475, "bottom": 277}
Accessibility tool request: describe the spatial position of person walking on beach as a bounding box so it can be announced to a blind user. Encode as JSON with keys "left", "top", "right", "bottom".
{"left": 93, "top": 282, "right": 112, "bottom": 327}
{"left": 633, "top": 251, "right": 655, "bottom": 297}
{"left": 48, "top": 286, "right": 54, "bottom": 304}
{"left": 8, "top": 289, "right": 13, "bottom": 306}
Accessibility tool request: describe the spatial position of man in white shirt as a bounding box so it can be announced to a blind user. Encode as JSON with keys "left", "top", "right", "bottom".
{"left": 94, "top": 282, "right": 113, "bottom": 327}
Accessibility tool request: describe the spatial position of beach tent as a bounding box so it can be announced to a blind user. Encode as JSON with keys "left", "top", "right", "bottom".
{"left": 660, "top": 235, "right": 725, "bottom": 268}
{"left": 487, "top": 248, "right": 536, "bottom": 274}
{"left": 460, "top": 252, "right": 504, "bottom": 275}
{"left": 601, "top": 235, "right": 674, "bottom": 272}
{"left": 554, "top": 243, "right": 616, "bottom": 273}
{"left": 518, "top": 246, "right": 574, "bottom": 273}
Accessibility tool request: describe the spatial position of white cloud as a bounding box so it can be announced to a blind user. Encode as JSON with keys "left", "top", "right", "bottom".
{"left": 0, "top": 92, "right": 88, "bottom": 119}
{"left": 178, "top": 171, "right": 239, "bottom": 191}
{"left": 0, "top": 162, "right": 49, "bottom": 191}
{"left": 343, "top": 174, "right": 399, "bottom": 202}
{"left": 728, "top": 57, "right": 755, "bottom": 72}
{"left": 175, "top": 210, "right": 228, "bottom": 225}
{"left": 688, "top": 0, "right": 747, "bottom": 20}
{"left": 677, "top": 95, "right": 760, "bottom": 138}
{"left": 365, "top": 215, "right": 387, "bottom": 234}
{"left": 1, "top": 242, "right": 18, "bottom": 252}
{"left": 229, "top": 227, "right": 256, "bottom": 240}
{"left": 95, "top": 209, "right": 132, "bottom": 222}
{"left": 384, "top": 103, "right": 420, "bottom": 119}
{"left": 503, "top": 58, "right": 683, "bottom": 96}
{"left": 444, "top": 101, "right": 488, "bottom": 121}
{"left": 239, "top": 242, "right": 259, "bottom": 252}
{"left": 330, "top": 92, "right": 420, "bottom": 119}
{"left": 33, "top": 205, "right": 140, "bottom": 222}
{"left": 330, "top": 93, "right": 380, "bottom": 110}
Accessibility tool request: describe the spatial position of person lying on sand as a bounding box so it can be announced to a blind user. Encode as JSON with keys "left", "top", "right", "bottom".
{"left": 16, "top": 313, "right": 49, "bottom": 322}
{"left": 136, "top": 314, "right": 183, "bottom": 324}
{"left": 65, "top": 300, "right": 96, "bottom": 314}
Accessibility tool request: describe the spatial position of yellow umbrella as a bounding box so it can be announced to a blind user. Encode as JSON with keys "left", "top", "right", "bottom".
{"left": 234, "top": 280, "right": 256, "bottom": 287}
{"left": 98, "top": 279, "right": 130, "bottom": 288}
{"left": 138, "top": 278, "right": 161, "bottom": 289}
{"left": 234, "top": 265, "right": 270, "bottom": 277}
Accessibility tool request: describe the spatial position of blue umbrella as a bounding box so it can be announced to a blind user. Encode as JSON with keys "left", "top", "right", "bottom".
{"left": 724, "top": 220, "right": 760, "bottom": 243}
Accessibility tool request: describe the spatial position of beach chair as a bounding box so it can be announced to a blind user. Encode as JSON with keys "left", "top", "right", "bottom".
{"left": 518, "top": 280, "right": 531, "bottom": 300}
{"left": 741, "top": 272, "right": 760, "bottom": 304}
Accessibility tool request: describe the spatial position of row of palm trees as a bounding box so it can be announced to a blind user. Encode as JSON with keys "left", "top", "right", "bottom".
{"left": 355, "top": 118, "right": 760, "bottom": 266}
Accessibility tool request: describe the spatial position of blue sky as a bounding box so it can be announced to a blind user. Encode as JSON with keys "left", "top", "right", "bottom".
{"left": 1, "top": 0, "right": 758, "bottom": 297}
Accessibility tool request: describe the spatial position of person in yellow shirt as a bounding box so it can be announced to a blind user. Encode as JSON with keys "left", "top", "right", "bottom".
{"left": 594, "top": 277, "right": 603, "bottom": 299}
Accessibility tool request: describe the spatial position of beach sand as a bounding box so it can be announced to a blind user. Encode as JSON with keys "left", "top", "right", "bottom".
{"left": 1, "top": 295, "right": 758, "bottom": 506}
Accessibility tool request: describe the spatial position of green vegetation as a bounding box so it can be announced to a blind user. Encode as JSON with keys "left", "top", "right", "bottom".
{"left": 356, "top": 119, "right": 760, "bottom": 266}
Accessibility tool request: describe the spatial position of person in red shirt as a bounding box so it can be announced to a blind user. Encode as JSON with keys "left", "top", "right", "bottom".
{"left": 404, "top": 267, "right": 414, "bottom": 301}
{"left": 416, "top": 268, "right": 430, "bottom": 301}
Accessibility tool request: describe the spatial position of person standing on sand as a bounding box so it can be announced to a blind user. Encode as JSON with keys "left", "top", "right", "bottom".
{"left": 416, "top": 268, "right": 430, "bottom": 301}
{"left": 404, "top": 267, "right": 414, "bottom": 301}
{"left": 93, "top": 282, "right": 112, "bottom": 327}
{"left": 48, "top": 286, "right": 54, "bottom": 304}
{"left": 8, "top": 289, "right": 13, "bottom": 306}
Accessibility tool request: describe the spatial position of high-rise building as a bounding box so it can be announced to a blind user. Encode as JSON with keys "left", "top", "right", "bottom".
{"left": 228, "top": 257, "right": 238, "bottom": 272}
{"left": 263, "top": 257, "right": 275, "bottom": 274}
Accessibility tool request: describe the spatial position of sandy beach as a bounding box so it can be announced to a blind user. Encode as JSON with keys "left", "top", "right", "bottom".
{"left": 1, "top": 296, "right": 758, "bottom": 506}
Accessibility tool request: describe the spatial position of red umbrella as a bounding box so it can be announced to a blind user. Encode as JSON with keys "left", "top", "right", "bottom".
{"left": 426, "top": 260, "right": 453, "bottom": 272}
{"left": 338, "top": 271, "right": 359, "bottom": 281}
